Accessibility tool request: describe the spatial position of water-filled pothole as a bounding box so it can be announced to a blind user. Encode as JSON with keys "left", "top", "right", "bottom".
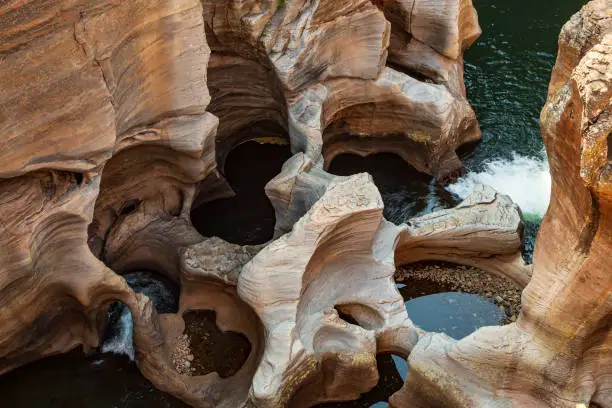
{"left": 397, "top": 261, "right": 523, "bottom": 322}
{"left": 191, "top": 136, "right": 291, "bottom": 245}
{"left": 400, "top": 286, "right": 506, "bottom": 339}
{"left": 316, "top": 262, "right": 513, "bottom": 407}
{"left": 327, "top": 153, "right": 458, "bottom": 224}
{"left": 171, "top": 310, "right": 251, "bottom": 377}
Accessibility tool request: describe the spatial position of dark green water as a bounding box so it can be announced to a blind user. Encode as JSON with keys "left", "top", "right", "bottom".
{"left": 447, "top": 0, "right": 584, "bottom": 263}
{"left": 462, "top": 0, "right": 585, "bottom": 168}
{"left": 331, "top": 0, "right": 584, "bottom": 263}
{"left": 191, "top": 140, "right": 291, "bottom": 245}
{"left": 0, "top": 1, "right": 586, "bottom": 407}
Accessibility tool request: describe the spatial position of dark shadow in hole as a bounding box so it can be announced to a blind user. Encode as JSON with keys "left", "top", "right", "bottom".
{"left": 455, "top": 138, "right": 482, "bottom": 164}
{"left": 72, "top": 172, "right": 84, "bottom": 185}
{"left": 119, "top": 199, "right": 141, "bottom": 217}
{"left": 607, "top": 132, "right": 611, "bottom": 161}
{"left": 312, "top": 353, "right": 406, "bottom": 408}
{"left": 191, "top": 135, "right": 291, "bottom": 245}
{"left": 0, "top": 349, "right": 189, "bottom": 408}
{"left": 334, "top": 304, "right": 384, "bottom": 330}
{"left": 327, "top": 153, "right": 459, "bottom": 224}
{"left": 334, "top": 306, "right": 359, "bottom": 325}
{"left": 182, "top": 310, "right": 251, "bottom": 378}
{"left": 386, "top": 61, "right": 438, "bottom": 84}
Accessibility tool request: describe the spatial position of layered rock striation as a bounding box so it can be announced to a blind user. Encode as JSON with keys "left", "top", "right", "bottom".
{"left": 0, "top": 0, "right": 610, "bottom": 408}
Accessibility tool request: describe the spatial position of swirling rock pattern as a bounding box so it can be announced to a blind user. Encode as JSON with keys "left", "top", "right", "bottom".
{"left": 202, "top": 0, "right": 482, "bottom": 185}
{"left": 0, "top": 1, "right": 609, "bottom": 408}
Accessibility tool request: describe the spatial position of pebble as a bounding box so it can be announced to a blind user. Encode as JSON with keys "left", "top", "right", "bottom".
{"left": 171, "top": 334, "right": 196, "bottom": 375}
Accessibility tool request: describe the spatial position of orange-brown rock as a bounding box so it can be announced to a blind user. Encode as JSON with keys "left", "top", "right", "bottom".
{"left": 202, "top": 0, "right": 481, "bottom": 183}
{"left": 0, "top": 0, "right": 218, "bottom": 375}
{"left": 2, "top": 1, "right": 609, "bottom": 408}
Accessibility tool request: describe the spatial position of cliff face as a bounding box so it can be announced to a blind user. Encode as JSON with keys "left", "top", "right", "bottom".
{"left": 0, "top": 0, "right": 609, "bottom": 408}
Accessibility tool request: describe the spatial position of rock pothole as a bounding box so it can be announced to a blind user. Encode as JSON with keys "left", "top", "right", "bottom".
{"left": 396, "top": 261, "right": 523, "bottom": 323}
{"left": 191, "top": 129, "right": 291, "bottom": 245}
{"left": 171, "top": 310, "right": 251, "bottom": 378}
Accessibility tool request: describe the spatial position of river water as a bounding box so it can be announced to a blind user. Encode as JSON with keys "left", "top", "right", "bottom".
{"left": 0, "top": 0, "right": 585, "bottom": 407}
{"left": 446, "top": 0, "right": 583, "bottom": 261}
{"left": 331, "top": 0, "right": 583, "bottom": 264}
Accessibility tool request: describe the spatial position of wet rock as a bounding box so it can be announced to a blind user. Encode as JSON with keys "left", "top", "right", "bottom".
{"left": 391, "top": 3, "right": 612, "bottom": 407}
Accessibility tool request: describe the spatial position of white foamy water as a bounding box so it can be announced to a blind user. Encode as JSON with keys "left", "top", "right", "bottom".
{"left": 446, "top": 153, "right": 551, "bottom": 219}
{"left": 100, "top": 272, "right": 179, "bottom": 360}
{"left": 101, "top": 306, "right": 135, "bottom": 360}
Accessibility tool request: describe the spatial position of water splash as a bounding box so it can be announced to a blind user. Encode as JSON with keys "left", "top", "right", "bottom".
{"left": 447, "top": 153, "right": 551, "bottom": 220}
{"left": 101, "top": 272, "right": 179, "bottom": 360}
{"left": 101, "top": 304, "right": 135, "bottom": 360}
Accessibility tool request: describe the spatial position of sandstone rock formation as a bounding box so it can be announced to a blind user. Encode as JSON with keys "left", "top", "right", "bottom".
{"left": 0, "top": 0, "right": 218, "bottom": 372}
{"left": 396, "top": 184, "right": 531, "bottom": 287}
{"left": 0, "top": 0, "right": 609, "bottom": 408}
{"left": 390, "top": 1, "right": 612, "bottom": 406}
{"left": 203, "top": 0, "right": 482, "bottom": 186}
{"left": 133, "top": 175, "right": 526, "bottom": 408}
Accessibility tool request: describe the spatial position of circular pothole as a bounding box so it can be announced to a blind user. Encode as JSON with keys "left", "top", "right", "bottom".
{"left": 171, "top": 310, "right": 251, "bottom": 378}
{"left": 191, "top": 137, "right": 291, "bottom": 245}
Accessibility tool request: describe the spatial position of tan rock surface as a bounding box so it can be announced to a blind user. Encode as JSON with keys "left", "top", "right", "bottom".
{"left": 396, "top": 184, "right": 532, "bottom": 287}
{"left": 0, "top": 0, "right": 216, "bottom": 375}
{"left": 239, "top": 173, "right": 416, "bottom": 407}
{"left": 202, "top": 0, "right": 481, "bottom": 183}
{"left": 2, "top": 1, "right": 609, "bottom": 408}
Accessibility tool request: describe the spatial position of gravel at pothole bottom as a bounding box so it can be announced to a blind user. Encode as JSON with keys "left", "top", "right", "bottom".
{"left": 171, "top": 310, "right": 251, "bottom": 377}
{"left": 396, "top": 261, "right": 523, "bottom": 323}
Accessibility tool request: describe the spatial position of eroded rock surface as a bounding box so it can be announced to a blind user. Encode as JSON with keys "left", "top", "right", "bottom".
{"left": 0, "top": 0, "right": 216, "bottom": 373}
{"left": 202, "top": 0, "right": 481, "bottom": 185}
{"left": 0, "top": 0, "right": 609, "bottom": 408}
